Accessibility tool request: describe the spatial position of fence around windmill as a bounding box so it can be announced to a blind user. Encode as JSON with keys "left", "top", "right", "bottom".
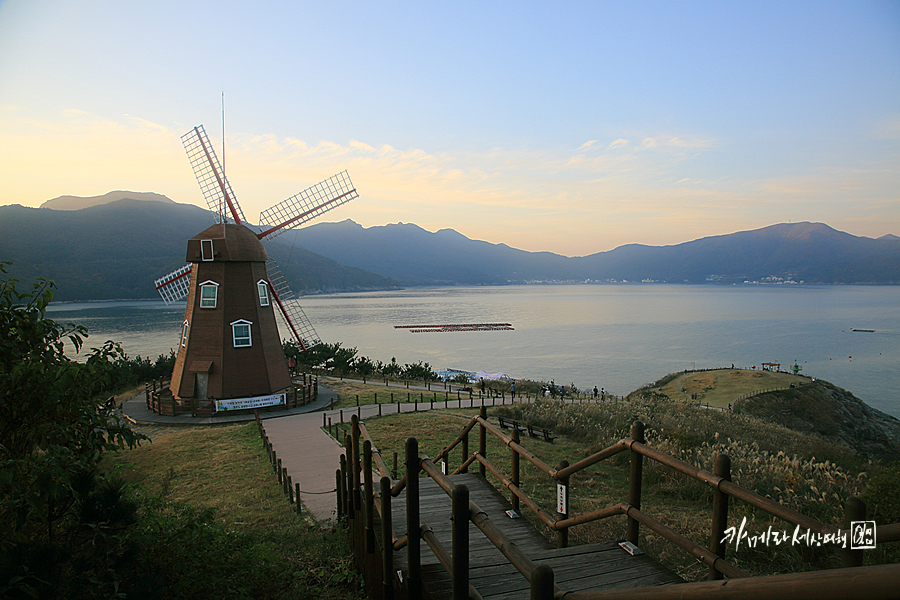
{"left": 145, "top": 373, "right": 318, "bottom": 417}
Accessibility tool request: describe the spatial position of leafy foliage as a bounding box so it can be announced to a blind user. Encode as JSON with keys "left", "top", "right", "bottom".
{"left": 283, "top": 340, "right": 437, "bottom": 383}
{"left": 0, "top": 264, "right": 147, "bottom": 598}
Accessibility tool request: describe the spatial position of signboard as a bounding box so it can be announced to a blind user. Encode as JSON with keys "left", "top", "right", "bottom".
{"left": 216, "top": 393, "right": 286, "bottom": 412}
{"left": 557, "top": 483, "right": 567, "bottom": 514}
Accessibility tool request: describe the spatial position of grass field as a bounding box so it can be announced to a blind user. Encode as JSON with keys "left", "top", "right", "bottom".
{"left": 649, "top": 368, "right": 808, "bottom": 408}
{"left": 103, "top": 422, "right": 364, "bottom": 599}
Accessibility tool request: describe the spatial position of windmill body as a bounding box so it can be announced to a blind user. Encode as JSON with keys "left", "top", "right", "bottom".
{"left": 153, "top": 124, "right": 357, "bottom": 412}
{"left": 169, "top": 223, "right": 290, "bottom": 403}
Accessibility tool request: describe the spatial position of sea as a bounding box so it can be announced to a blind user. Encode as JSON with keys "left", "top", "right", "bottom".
{"left": 47, "top": 284, "right": 900, "bottom": 419}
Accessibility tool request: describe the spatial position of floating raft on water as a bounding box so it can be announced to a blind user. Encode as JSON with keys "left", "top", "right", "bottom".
{"left": 395, "top": 323, "right": 515, "bottom": 333}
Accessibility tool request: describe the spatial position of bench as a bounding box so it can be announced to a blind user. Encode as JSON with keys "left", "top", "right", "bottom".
{"left": 527, "top": 424, "right": 556, "bottom": 443}
{"left": 498, "top": 415, "right": 526, "bottom": 433}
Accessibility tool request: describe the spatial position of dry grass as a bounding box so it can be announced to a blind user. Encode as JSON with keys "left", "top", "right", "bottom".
{"left": 106, "top": 423, "right": 290, "bottom": 529}
{"left": 103, "top": 422, "right": 364, "bottom": 599}
{"left": 649, "top": 369, "right": 808, "bottom": 408}
{"left": 357, "top": 396, "right": 882, "bottom": 583}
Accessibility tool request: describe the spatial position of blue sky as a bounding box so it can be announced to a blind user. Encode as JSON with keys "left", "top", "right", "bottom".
{"left": 1, "top": 1, "right": 898, "bottom": 255}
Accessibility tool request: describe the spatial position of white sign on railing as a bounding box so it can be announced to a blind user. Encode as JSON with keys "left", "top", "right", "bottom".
{"left": 557, "top": 483, "right": 567, "bottom": 514}
{"left": 216, "top": 393, "right": 285, "bottom": 412}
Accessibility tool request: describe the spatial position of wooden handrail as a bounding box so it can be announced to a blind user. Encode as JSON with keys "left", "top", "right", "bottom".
{"left": 561, "top": 563, "right": 900, "bottom": 600}
{"left": 358, "top": 421, "right": 392, "bottom": 479}
{"left": 421, "top": 524, "right": 484, "bottom": 600}
{"left": 554, "top": 439, "right": 629, "bottom": 479}
{"left": 433, "top": 417, "right": 479, "bottom": 463}
{"left": 623, "top": 503, "right": 750, "bottom": 579}
{"left": 877, "top": 522, "right": 900, "bottom": 543}
{"left": 475, "top": 416, "right": 558, "bottom": 477}
{"left": 467, "top": 499, "right": 565, "bottom": 599}
{"left": 340, "top": 411, "right": 900, "bottom": 600}
{"left": 421, "top": 457, "right": 457, "bottom": 496}
{"left": 626, "top": 440, "right": 838, "bottom": 534}
{"left": 473, "top": 452, "right": 558, "bottom": 529}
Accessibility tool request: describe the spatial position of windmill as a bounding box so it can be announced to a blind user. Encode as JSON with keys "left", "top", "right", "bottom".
{"left": 153, "top": 124, "right": 357, "bottom": 409}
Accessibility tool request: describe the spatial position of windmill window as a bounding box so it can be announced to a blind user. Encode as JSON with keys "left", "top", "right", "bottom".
{"left": 180, "top": 320, "right": 190, "bottom": 347}
{"left": 199, "top": 281, "right": 219, "bottom": 308}
{"left": 201, "top": 239, "right": 215, "bottom": 261}
{"left": 231, "top": 320, "right": 252, "bottom": 347}
{"left": 257, "top": 280, "right": 270, "bottom": 306}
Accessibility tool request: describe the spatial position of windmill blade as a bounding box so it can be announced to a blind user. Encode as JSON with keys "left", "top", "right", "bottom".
{"left": 266, "top": 259, "right": 321, "bottom": 350}
{"left": 182, "top": 125, "right": 247, "bottom": 225}
{"left": 155, "top": 263, "right": 192, "bottom": 304}
{"left": 256, "top": 170, "right": 357, "bottom": 240}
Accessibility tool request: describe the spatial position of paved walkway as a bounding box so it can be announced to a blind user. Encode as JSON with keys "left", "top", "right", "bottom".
{"left": 122, "top": 379, "right": 581, "bottom": 522}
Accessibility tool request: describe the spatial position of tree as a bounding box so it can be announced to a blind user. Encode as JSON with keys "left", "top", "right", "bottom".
{"left": 0, "top": 264, "right": 146, "bottom": 598}
{"left": 402, "top": 360, "right": 437, "bottom": 384}
{"left": 354, "top": 356, "right": 376, "bottom": 383}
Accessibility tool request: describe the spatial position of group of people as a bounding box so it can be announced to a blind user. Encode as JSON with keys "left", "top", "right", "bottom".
{"left": 475, "top": 376, "right": 607, "bottom": 401}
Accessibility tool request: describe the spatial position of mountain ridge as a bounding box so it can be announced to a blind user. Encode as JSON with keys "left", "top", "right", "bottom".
{"left": 0, "top": 199, "right": 399, "bottom": 301}
{"left": 2, "top": 193, "right": 898, "bottom": 301}
{"left": 283, "top": 218, "right": 900, "bottom": 286}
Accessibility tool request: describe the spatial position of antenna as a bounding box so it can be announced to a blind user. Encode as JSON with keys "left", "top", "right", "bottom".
{"left": 221, "top": 90, "right": 225, "bottom": 182}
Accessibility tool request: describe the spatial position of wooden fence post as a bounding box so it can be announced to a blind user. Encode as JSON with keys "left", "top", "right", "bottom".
{"left": 627, "top": 421, "right": 645, "bottom": 545}
{"left": 351, "top": 415, "right": 361, "bottom": 512}
{"left": 344, "top": 434, "right": 355, "bottom": 520}
{"left": 461, "top": 429, "right": 469, "bottom": 474}
{"left": 364, "top": 440, "right": 375, "bottom": 554}
{"left": 296, "top": 482, "right": 301, "bottom": 514}
{"left": 557, "top": 459, "right": 569, "bottom": 549}
{"left": 531, "top": 564, "right": 554, "bottom": 600}
{"left": 843, "top": 497, "right": 867, "bottom": 567}
{"left": 452, "top": 484, "right": 469, "bottom": 600}
{"left": 337, "top": 459, "right": 345, "bottom": 519}
{"left": 710, "top": 453, "right": 731, "bottom": 580}
{"left": 479, "top": 406, "right": 487, "bottom": 477}
{"left": 512, "top": 428, "right": 521, "bottom": 513}
{"left": 381, "top": 475, "right": 394, "bottom": 600}
{"left": 406, "top": 437, "right": 421, "bottom": 600}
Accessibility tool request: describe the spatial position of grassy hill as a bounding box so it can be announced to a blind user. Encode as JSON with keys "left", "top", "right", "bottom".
{"left": 629, "top": 368, "right": 900, "bottom": 462}
{"left": 639, "top": 368, "right": 808, "bottom": 408}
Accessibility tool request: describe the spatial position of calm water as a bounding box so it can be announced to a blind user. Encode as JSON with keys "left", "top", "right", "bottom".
{"left": 48, "top": 285, "right": 900, "bottom": 419}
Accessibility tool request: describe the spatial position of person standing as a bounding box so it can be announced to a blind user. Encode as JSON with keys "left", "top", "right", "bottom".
{"left": 510, "top": 381, "right": 516, "bottom": 400}
{"left": 593, "top": 386, "right": 598, "bottom": 399}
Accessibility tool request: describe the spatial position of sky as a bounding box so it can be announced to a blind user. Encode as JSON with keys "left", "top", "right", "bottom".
{"left": 1, "top": 1, "right": 898, "bottom": 256}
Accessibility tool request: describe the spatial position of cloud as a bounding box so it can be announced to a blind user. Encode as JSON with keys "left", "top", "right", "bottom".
{"left": 1, "top": 110, "right": 894, "bottom": 255}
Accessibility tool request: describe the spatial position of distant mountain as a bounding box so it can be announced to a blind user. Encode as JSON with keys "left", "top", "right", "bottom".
{"left": 278, "top": 220, "right": 575, "bottom": 285}
{"left": 3, "top": 193, "right": 898, "bottom": 302}
{"left": 0, "top": 197, "right": 399, "bottom": 301}
{"left": 572, "top": 222, "right": 900, "bottom": 284}
{"left": 40, "top": 190, "right": 176, "bottom": 210}
{"left": 283, "top": 219, "right": 900, "bottom": 285}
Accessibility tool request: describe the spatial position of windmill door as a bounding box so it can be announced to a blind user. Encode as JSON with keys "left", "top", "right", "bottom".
{"left": 196, "top": 373, "right": 209, "bottom": 400}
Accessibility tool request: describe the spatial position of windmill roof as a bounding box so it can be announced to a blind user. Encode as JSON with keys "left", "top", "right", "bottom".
{"left": 187, "top": 223, "right": 268, "bottom": 262}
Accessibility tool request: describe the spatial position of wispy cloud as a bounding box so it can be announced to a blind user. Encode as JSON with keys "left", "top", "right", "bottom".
{"left": 1, "top": 110, "right": 896, "bottom": 255}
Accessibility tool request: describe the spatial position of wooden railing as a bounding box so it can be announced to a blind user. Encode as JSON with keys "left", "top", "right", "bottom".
{"left": 145, "top": 373, "right": 318, "bottom": 416}
{"left": 338, "top": 409, "right": 900, "bottom": 600}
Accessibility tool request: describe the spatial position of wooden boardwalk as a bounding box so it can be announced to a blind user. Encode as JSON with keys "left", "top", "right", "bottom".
{"left": 388, "top": 474, "right": 681, "bottom": 599}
